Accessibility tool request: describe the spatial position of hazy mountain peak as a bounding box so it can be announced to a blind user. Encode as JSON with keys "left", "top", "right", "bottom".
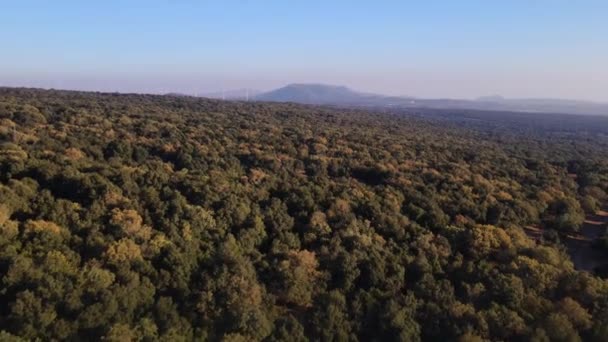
{"left": 255, "top": 83, "right": 381, "bottom": 104}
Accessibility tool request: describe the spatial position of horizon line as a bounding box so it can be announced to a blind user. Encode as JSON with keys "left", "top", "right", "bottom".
{"left": 2, "top": 83, "right": 607, "bottom": 105}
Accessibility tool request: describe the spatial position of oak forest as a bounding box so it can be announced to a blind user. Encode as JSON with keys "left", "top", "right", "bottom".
{"left": 1, "top": 87, "right": 608, "bottom": 341}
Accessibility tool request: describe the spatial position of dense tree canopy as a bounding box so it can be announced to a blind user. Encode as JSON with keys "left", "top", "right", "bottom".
{"left": 1, "top": 87, "right": 608, "bottom": 340}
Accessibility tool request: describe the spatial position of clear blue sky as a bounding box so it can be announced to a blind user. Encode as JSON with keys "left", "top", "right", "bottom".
{"left": 1, "top": 0, "right": 607, "bottom": 101}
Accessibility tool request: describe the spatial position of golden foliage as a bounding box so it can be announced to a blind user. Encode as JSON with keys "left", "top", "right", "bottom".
{"left": 23, "top": 220, "right": 63, "bottom": 235}
{"left": 468, "top": 225, "right": 513, "bottom": 256}
{"left": 147, "top": 233, "right": 171, "bottom": 256}
{"left": 278, "top": 249, "right": 321, "bottom": 307}
{"left": 82, "top": 263, "right": 116, "bottom": 290}
{"left": 557, "top": 297, "right": 592, "bottom": 330}
{"left": 103, "top": 191, "right": 130, "bottom": 207}
{"left": 0, "top": 143, "right": 28, "bottom": 161}
{"left": 110, "top": 208, "right": 151, "bottom": 242}
{"left": 0, "top": 118, "right": 16, "bottom": 127}
{"left": 309, "top": 211, "right": 331, "bottom": 234}
{"left": 0, "top": 218, "right": 19, "bottom": 239}
{"left": 495, "top": 190, "right": 514, "bottom": 202}
{"left": 328, "top": 198, "right": 351, "bottom": 219}
{"left": 161, "top": 143, "right": 178, "bottom": 153}
{"left": 249, "top": 168, "right": 267, "bottom": 184}
{"left": 105, "top": 238, "right": 143, "bottom": 263}
{"left": 0, "top": 204, "right": 10, "bottom": 225}
{"left": 458, "top": 332, "right": 485, "bottom": 342}
{"left": 104, "top": 323, "right": 136, "bottom": 342}
{"left": 286, "top": 249, "right": 319, "bottom": 277}
{"left": 221, "top": 333, "right": 248, "bottom": 342}
{"left": 228, "top": 275, "right": 263, "bottom": 309}
{"left": 64, "top": 147, "right": 85, "bottom": 160}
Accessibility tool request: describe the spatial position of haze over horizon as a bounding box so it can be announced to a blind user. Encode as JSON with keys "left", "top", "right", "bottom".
{"left": 2, "top": 1, "right": 607, "bottom": 102}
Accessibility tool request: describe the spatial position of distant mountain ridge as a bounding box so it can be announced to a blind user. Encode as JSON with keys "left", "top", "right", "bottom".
{"left": 253, "top": 84, "right": 608, "bottom": 116}
{"left": 255, "top": 83, "right": 385, "bottom": 105}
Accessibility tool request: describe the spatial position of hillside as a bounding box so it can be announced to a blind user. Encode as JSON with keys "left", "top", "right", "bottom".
{"left": 1, "top": 87, "right": 608, "bottom": 341}
{"left": 254, "top": 84, "right": 608, "bottom": 116}
{"left": 255, "top": 83, "right": 389, "bottom": 105}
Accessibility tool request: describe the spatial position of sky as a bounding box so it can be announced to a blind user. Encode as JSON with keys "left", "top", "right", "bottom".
{"left": 1, "top": 0, "right": 607, "bottom": 101}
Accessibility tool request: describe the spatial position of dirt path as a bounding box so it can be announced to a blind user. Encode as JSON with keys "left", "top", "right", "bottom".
{"left": 523, "top": 210, "right": 608, "bottom": 271}
{"left": 565, "top": 210, "right": 608, "bottom": 271}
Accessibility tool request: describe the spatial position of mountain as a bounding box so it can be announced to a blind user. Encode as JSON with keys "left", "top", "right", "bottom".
{"left": 255, "top": 84, "right": 393, "bottom": 105}
{"left": 254, "top": 84, "right": 608, "bottom": 116}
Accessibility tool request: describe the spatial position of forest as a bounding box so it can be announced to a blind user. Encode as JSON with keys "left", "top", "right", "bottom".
{"left": 1, "top": 87, "right": 608, "bottom": 341}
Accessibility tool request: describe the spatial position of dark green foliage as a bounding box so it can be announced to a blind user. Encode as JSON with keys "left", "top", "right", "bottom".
{"left": 0, "top": 87, "right": 608, "bottom": 341}
{"left": 543, "top": 197, "right": 586, "bottom": 232}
